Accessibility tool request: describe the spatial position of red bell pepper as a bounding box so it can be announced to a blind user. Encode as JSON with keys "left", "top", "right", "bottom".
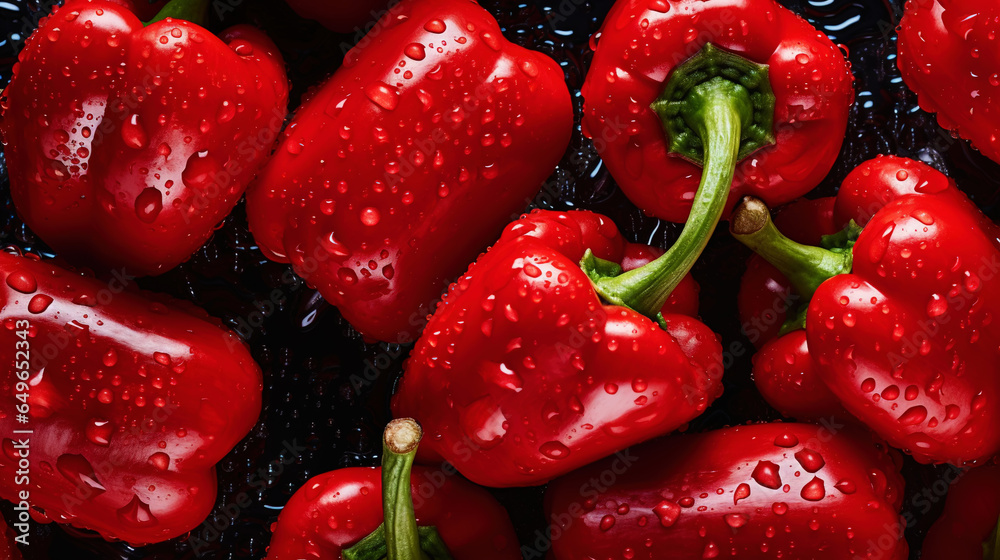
{"left": 391, "top": 209, "right": 722, "bottom": 487}
{"left": 544, "top": 422, "right": 907, "bottom": 560}
{"left": 579, "top": 0, "right": 853, "bottom": 310}
{"left": 265, "top": 419, "right": 519, "bottom": 560}
{"left": 284, "top": 0, "right": 389, "bottom": 34}
{"left": 898, "top": 0, "right": 1000, "bottom": 164}
{"left": 0, "top": 249, "right": 262, "bottom": 543}
{"left": 922, "top": 464, "right": 1000, "bottom": 560}
{"left": 0, "top": 0, "right": 289, "bottom": 276}
{"left": 738, "top": 197, "right": 844, "bottom": 421}
{"left": 246, "top": 0, "right": 573, "bottom": 344}
{"left": 732, "top": 155, "right": 1000, "bottom": 465}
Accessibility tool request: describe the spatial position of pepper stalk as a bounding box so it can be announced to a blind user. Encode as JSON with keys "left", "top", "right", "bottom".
{"left": 343, "top": 419, "right": 454, "bottom": 560}
{"left": 583, "top": 44, "right": 776, "bottom": 321}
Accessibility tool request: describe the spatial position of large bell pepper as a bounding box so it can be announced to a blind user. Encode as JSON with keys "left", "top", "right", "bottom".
{"left": 0, "top": 0, "right": 289, "bottom": 276}
{"left": 579, "top": 0, "right": 853, "bottom": 311}
{"left": 544, "top": 423, "right": 907, "bottom": 560}
{"left": 898, "top": 0, "right": 1000, "bottom": 164}
{"left": 0, "top": 248, "right": 262, "bottom": 543}
{"left": 265, "top": 419, "right": 519, "bottom": 560}
{"left": 732, "top": 155, "right": 1000, "bottom": 465}
{"left": 246, "top": 0, "right": 573, "bottom": 343}
{"left": 391, "top": 209, "right": 723, "bottom": 487}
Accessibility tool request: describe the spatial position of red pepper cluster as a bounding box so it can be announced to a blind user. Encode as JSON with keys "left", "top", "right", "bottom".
{"left": 0, "top": 0, "right": 998, "bottom": 558}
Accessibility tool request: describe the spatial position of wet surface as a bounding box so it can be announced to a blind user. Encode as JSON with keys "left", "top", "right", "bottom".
{"left": 0, "top": 0, "right": 998, "bottom": 557}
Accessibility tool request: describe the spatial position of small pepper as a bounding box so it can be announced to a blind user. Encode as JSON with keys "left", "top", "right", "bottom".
{"left": 0, "top": 248, "right": 262, "bottom": 543}
{"left": 922, "top": 464, "right": 1000, "bottom": 560}
{"left": 898, "top": 0, "right": 1000, "bottom": 164}
{"left": 732, "top": 155, "right": 1000, "bottom": 465}
{"left": 265, "top": 419, "right": 520, "bottom": 560}
{"left": 544, "top": 423, "right": 907, "bottom": 560}
{"left": 738, "top": 197, "right": 844, "bottom": 421}
{"left": 0, "top": 0, "right": 289, "bottom": 276}
{"left": 246, "top": 0, "right": 573, "bottom": 343}
{"left": 391, "top": 209, "right": 722, "bottom": 487}
{"left": 580, "top": 0, "right": 853, "bottom": 308}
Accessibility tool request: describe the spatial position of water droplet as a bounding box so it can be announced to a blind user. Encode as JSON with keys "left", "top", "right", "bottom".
{"left": 653, "top": 500, "right": 680, "bottom": 527}
{"left": 424, "top": 19, "right": 446, "bottom": 33}
{"left": 459, "top": 396, "right": 507, "bottom": 450}
{"left": 404, "top": 43, "right": 425, "bottom": 60}
{"left": 121, "top": 114, "right": 147, "bottom": 149}
{"left": 868, "top": 224, "right": 894, "bottom": 264}
{"left": 724, "top": 513, "right": 748, "bottom": 529}
{"left": 117, "top": 495, "right": 157, "bottom": 526}
{"left": 752, "top": 460, "right": 782, "bottom": 489}
{"left": 6, "top": 271, "right": 37, "bottom": 293}
{"left": 834, "top": 479, "right": 856, "bottom": 494}
{"left": 539, "top": 441, "right": 570, "bottom": 459}
{"left": 365, "top": 82, "right": 399, "bottom": 111}
{"left": 135, "top": 188, "right": 163, "bottom": 223}
{"left": 28, "top": 294, "right": 53, "bottom": 313}
{"left": 734, "top": 483, "right": 751, "bottom": 504}
{"left": 898, "top": 405, "right": 927, "bottom": 426}
{"left": 85, "top": 419, "right": 113, "bottom": 446}
{"left": 774, "top": 433, "right": 798, "bottom": 447}
{"left": 182, "top": 151, "right": 222, "bottom": 190}
{"left": 360, "top": 207, "right": 381, "bottom": 226}
{"left": 800, "top": 477, "right": 826, "bottom": 501}
{"left": 599, "top": 514, "right": 615, "bottom": 531}
{"left": 926, "top": 294, "right": 948, "bottom": 317}
{"left": 149, "top": 452, "right": 170, "bottom": 470}
{"left": 57, "top": 454, "right": 106, "bottom": 496}
{"left": 794, "top": 449, "right": 825, "bottom": 472}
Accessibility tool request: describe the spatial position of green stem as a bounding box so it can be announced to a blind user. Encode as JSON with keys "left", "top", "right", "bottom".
{"left": 342, "top": 419, "right": 454, "bottom": 560}
{"left": 382, "top": 419, "right": 424, "bottom": 560}
{"left": 585, "top": 77, "right": 747, "bottom": 317}
{"left": 730, "top": 197, "right": 853, "bottom": 299}
{"left": 145, "top": 0, "right": 210, "bottom": 26}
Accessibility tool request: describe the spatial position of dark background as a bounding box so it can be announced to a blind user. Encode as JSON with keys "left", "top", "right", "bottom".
{"left": 0, "top": 0, "right": 998, "bottom": 558}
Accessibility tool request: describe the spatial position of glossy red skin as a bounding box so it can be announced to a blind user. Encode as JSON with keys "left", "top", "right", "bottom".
{"left": 545, "top": 423, "right": 907, "bottom": 560}
{"left": 0, "top": 0, "right": 289, "bottom": 276}
{"left": 582, "top": 0, "right": 854, "bottom": 223}
{"left": 808, "top": 156, "right": 1000, "bottom": 465}
{"left": 0, "top": 250, "right": 262, "bottom": 544}
{"left": 0, "top": 517, "right": 20, "bottom": 560}
{"left": 898, "top": 0, "right": 1000, "bottom": 164}
{"left": 738, "top": 197, "right": 844, "bottom": 421}
{"left": 247, "top": 0, "right": 573, "bottom": 343}
{"left": 284, "top": 0, "right": 389, "bottom": 33}
{"left": 391, "top": 209, "right": 723, "bottom": 487}
{"left": 922, "top": 464, "right": 1000, "bottom": 560}
{"left": 265, "top": 466, "right": 520, "bottom": 559}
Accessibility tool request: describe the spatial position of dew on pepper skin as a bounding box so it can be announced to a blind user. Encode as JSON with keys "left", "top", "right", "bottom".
{"left": 57, "top": 453, "right": 106, "bottom": 496}
{"left": 117, "top": 495, "right": 157, "bottom": 526}
{"left": 6, "top": 270, "right": 37, "bottom": 293}
{"left": 539, "top": 441, "right": 570, "bottom": 459}
{"left": 653, "top": 500, "right": 680, "bottom": 527}
{"left": 85, "top": 418, "right": 112, "bottom": 446}
{"left": 752, "top": 460, "right": 782, "bottom": 489}
{"left": 800, "top": 477, "right": 826, "bottom": 501}
{"left": 794, "top": 449, "right": 825, "bottom": 472}
{"left": 28, "top": 294, "right": 53, "bottom": 313}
